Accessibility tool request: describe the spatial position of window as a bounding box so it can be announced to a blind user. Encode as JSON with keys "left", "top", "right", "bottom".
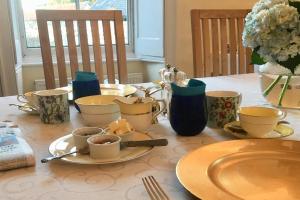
{"left": 13, "top": 0, "right": 164, "bottom": 61}
{"left": 19, "top": 0, "right": 129, "bottom": 48}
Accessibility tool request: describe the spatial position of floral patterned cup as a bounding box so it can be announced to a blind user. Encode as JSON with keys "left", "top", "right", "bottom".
{"left": 206, "top": 91, "right": 242, "bottom": 128}
{"left": 35, "top": 89, "right": 70, "bottom": 124}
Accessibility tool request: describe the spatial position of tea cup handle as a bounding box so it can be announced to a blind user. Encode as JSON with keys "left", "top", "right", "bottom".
{"left": 279, "top": 110, "right": 287, "bottom": 120}
{"left": 17, "top": 94, "right": 28, "bottom": 104}
{"left": 152, "top": 99, "right": 166, "bottom": 120}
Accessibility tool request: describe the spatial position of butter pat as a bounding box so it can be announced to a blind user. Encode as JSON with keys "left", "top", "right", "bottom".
{"left": 108, "top": 119, "right": 134, "bottom": 135}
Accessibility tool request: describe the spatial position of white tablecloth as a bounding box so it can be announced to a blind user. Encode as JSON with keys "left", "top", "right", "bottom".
{"left": 0, "top": 74, "right": 299, "bottom": 200}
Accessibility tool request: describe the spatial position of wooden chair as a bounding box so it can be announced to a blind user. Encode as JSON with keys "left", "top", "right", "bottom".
{"left": 36, "top": 10, "right": 127, "bottom": 89}
{"left": 191, "top": 9, "right": 253, "bottom": 77}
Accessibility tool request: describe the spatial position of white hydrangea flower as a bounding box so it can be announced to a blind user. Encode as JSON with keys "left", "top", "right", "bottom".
{"left": 243, "top": 0, "right": 300, "bottom": 74}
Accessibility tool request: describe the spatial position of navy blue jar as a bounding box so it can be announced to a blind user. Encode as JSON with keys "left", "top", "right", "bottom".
{"left": 169, "top": 79, "right": 207, "bottom": 136}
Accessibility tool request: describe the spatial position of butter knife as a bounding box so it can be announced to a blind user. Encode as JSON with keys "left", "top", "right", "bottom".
{"left": 120, "top": 138, "right": 168, "bottom": 148}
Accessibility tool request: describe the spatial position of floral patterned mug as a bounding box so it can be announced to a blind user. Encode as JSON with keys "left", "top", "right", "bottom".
{"left": 35, "top": 89, "right": 70, "bottom": 124}
{"left": 206, "top": 91, "right": 242, "bottom": 128}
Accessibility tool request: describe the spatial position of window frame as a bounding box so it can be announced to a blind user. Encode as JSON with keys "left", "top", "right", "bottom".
{"left": 15, "top": 0, "right": 135, "bottom": 62}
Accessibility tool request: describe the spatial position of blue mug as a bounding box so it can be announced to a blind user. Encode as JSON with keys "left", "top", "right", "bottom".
{"left": 72, "top": 79, "right": 101, "bottom": 111}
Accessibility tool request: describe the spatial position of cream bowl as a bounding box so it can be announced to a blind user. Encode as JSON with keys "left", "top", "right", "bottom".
{"left": 87, "top": 134, "right": 121, "bottom": 159}
{"left": 75, "top": 95, "right": 120, "bottom": 114}
{"left": 72, "top": 127, "right": 103, "bottom": 150}
{"left": 238, "top": 106, "right": 286, "bottom": 138}
{"left": 81, "top": 112, "right": 120, "bottom": 127}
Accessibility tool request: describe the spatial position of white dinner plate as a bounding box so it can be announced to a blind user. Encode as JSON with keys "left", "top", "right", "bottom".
{"left": 176, "top": 139, "right": 300, "bottom": 200}
{"left": 49, "top": 131, "right": 153, "bottom": 164}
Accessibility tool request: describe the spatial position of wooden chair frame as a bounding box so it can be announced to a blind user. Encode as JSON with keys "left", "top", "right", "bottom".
{"left": 191, "top": 9, "right": 253, "bottom": 77}
{"left": 36, "top": 10, "right": 127, "bottom": 89}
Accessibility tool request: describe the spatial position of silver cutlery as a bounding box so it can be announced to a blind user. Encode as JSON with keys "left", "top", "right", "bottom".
{"left": 41, "top": 148, "right": 89, "bottom": 163}
{"left": 142, "top": 176, "right": 170, "bottom": 200}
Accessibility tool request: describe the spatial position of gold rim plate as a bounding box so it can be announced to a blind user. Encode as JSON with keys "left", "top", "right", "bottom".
{"left": 58, "top": 84, "right": 137, "bottom": 100}
{"left": 224, "top": 121, "right": 293, "bottom": 139}
{"left": 176, "top": 139, "right": 300, "bottom": 200}
{"left": 49, "top": 131, "right": 153, "bottom": 164}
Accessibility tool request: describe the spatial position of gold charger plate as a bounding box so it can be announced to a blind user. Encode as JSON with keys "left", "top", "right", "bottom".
{"left": 176, "top": 139, "right": 300, "bottom": 200}
{"left": 49, "top": 131, "right": 153, "bottom": 164}
{"left": 59, "top": 84, "right": 137, "bottom": 100}
{"left": 224, "top": 121, "right": 294, "bottom": 139}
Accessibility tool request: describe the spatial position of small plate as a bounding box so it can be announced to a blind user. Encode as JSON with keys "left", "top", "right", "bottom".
{"left": 48, "top": 131, "right": 153, "bottom": 164}
{"left": 59, "top": 84, "right": 137, "bottom": 101}
{"left": 224, "top": 121, "right": 293, "bottom": 139}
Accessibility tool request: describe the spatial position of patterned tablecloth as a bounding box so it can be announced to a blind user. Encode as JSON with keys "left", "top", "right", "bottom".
{"left": 1, "top": 74, "right": 300, "bottom": 200}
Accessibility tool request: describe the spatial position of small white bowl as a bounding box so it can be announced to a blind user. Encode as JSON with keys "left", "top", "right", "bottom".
{"left": 72, "top": 127, "right": 103, "bottom": 150}
{"left": 87, "top": 134, "right": 121, "bottom": 159}
{"left": 75, "top": 95, "right": 120, "bottom": 114}
{"left": 81, "top": 112, "right": 120, "bottom": 127}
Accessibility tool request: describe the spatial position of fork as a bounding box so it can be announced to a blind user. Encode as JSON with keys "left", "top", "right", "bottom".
{"left": 142, "top": 176, "right": 170, "bottom": 200}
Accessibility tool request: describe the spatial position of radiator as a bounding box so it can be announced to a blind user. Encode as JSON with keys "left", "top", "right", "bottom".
{"left": 34, "top": 73, "right": 144, "bottom": 90}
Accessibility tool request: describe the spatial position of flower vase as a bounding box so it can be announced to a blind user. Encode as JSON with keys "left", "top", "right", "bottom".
{"left": 260, "top": 73, "right": 300, "bottom": 108}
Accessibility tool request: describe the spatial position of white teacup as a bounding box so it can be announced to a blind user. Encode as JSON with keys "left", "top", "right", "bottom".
{"left": 72, "top": 127, "right": 103, "bottom": 150}
{"left": 121, "top": 112, "right": 153, "bottom": 132}
{"left": 238, "top": 106, "right": 286, "bottom": 138}
{"left": 17, "top": 91, "right": 39, "bottom": 108}
{"left": 87, "top": 134, "right": 121, "bottom": 159}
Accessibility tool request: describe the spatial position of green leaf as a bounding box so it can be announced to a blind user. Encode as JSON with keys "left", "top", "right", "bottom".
{"left": 251, "top": 50, "right": 266, "bottom": 65}
{"left": 289, "top": 1, "right": 300, "bottom": 13}
{"left": 278, "top": 54, "right": 300, "bottom": 74}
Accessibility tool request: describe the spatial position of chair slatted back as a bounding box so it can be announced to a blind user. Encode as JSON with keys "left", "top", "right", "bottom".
{"left": 191, "top": 9, "right": 253, "bottom": 77}
{"left": 36, "top": 10, "right": 127, "bottom": 89}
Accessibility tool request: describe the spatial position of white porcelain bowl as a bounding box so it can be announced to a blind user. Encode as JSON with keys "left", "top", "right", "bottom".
{"left": 72, "top": 127, "right": 103, "bottom": 150}
{"left": 87, "top": 134, "right": 121, "bottom": 159}
{"left": 81, "top": 112, "right": 120, "bottom": 127}
{"left": 75, "top": 95, "right": 120, "bottom": 114}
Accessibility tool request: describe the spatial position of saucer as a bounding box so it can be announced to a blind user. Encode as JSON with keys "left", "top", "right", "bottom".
{"left": 10, "top": 103, "right": 39, "bottom": 115}
{"left": 223, "top": 121, "right": 293, "bottom": 139}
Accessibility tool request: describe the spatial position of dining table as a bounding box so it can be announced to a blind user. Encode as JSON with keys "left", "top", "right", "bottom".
{"left": 1, "top": 73, "right": 300, "bottom": 200}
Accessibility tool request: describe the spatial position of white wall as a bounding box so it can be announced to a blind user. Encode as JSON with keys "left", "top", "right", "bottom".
{"left": 168, "top": 0, "right": 257, "bottom": 77}
{"left": 22, "top": 61, "right": 147, "bottom": 92}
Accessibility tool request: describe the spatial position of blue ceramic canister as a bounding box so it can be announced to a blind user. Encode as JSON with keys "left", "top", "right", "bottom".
{"left": 169, "top": 79, "right": 207, "bottom": 136}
